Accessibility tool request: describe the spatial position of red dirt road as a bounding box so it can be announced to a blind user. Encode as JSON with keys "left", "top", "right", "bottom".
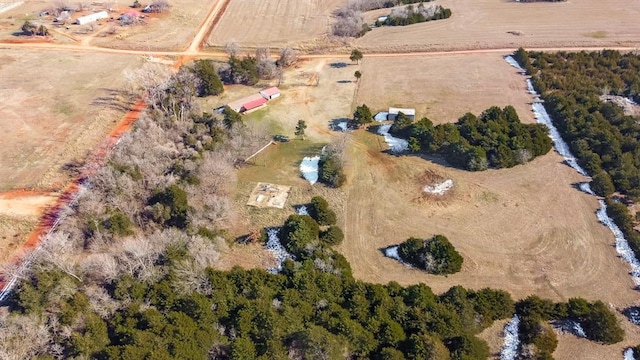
{"left": 0, "top": 99, "right": 145, "bottom": 293}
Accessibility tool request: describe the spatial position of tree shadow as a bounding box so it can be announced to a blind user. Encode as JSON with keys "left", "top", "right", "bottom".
{"left": 91, "top": 88, "right": 136, "bottom": 112}
{"left": 330, "top": 118, "right": 351, "bottom": 132}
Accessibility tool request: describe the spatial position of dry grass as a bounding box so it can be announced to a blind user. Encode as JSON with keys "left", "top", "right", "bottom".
{"left": 207, "top": 0, "right": 345, "bottom": 47}
{"left": 356, "top": 0, "right": 640, "bottom": 52}
{"left": 0, "top": 49, "right": 141, "bottom": 191}
{"left": 0, "top": 0, "right": 215, "bottom": 50}
{"left": 356, "top": 53, "right": 535, "bottom": 124}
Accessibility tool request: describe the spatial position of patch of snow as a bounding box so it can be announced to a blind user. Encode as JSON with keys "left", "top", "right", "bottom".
{"left": 378, "top": 124, "right": 408, "bottom": 153}
{"left": 552, "top": 320, "right": 586, "bottom": 338}
{"left": 383, "top": 245, "right": 401, "bottom": 261}
{"left": 500, "top": 315, "right": 520, "bottom": 360}
{"left": 596, "top": 199, "right": 640, "bottom": 285}
{"left": 336, "top": 122, "right": 348, "bottom": 132}
{"left": 627, "top": 97, "right": 639, "bottom": 106}
{"left": 296, "top": 205, "right": 309, "bottom": 216}
{"left": 300, "top": 156, "right": 320, "bottom": 184}
{"left": 504, "top": 55, "right": 525, "bottom": 72}
{"left": 374, "top": 112, "right": 389, "bottom": 121}
{"left": 505, "top": 56, "right": 640, "bottom": 286}
{"left": 526, "top": 78, "right": 537, "bottom": 95}
{"left": 423, "top": 179, "right": 454, "bottom": 195}
{"left": 265, "top": 228, "right": 293, "bottom": 273}
{"left": 624, "top": 307, "right": 640, "bottom": 325}
{"left": 624, "top": 348, "right": 636, "bottom": 360}
{"left": 532, "top": 102, "right": 588, "bottom": 176}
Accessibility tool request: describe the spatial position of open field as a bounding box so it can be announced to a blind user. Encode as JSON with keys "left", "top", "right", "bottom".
{"left": 343, "top": 53, "right": 640, "bottom": 357}
{"left": 358, "top": 0, "right": 640, "bottom": 52}
{"left": 0, "top": 49, "right": 141, "bottom": 191}
{"left": 207, "top": 0, "right": 344, "bottom": 48}
{"left": 356, "top": 53, "right": 534, "bottom": 124}
{"left": 0, "top": 0, "right": 215, "bottom": 50}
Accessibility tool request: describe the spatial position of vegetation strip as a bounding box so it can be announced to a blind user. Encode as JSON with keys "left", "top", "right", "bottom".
{"left": 507, "top": 53, "right": 640, "bottom": 285}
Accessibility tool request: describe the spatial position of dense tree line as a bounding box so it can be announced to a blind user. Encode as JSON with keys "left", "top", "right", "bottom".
{"left": 515, "top": 296, "right": 623, "bottom": 359}
{"left": 514, "top": 49, "right": 640, "bottom": 258}
{"left": 333, "top": 0, "right": 445, "bottom": 37}
{"left": 383, "top": 4, "right": 451, "bottom": 26}
{"left": 397, "top": 235, "right": 463, "bottom": 275}
{"left": 390, "top": 105, "right": 552, "bottom": 170}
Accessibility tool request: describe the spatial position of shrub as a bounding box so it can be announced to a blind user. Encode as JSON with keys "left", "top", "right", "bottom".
{"left": 320, "top": 226, "right": 344, "bottom": 246}
{"left": 280, "top": 215, "right": 320, "bottom": 257}
{"left": 149, "top": 184, "right": 189, "bottom": 228}
{"left": 105, "top": 210, "right": 134, "bottom": 236}
{"left": 397, "top": 235, "right": 463, "bottom": 275}
{"left": 308, "top": 196, "right": 337, "bottom": 225}
{"left": 591, "top": 171, "right": 615, "bottom": 197}
{"left": 319, "top": 153, "right": 346, "bottom": 188}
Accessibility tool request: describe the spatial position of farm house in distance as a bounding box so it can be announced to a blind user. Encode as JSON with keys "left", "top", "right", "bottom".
{"left": 75, "top": 11, "right": 108, "bottom": 25}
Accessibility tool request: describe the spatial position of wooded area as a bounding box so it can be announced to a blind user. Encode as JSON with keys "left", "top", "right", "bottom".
{"left": 390, "top": 105, "right": 552, "bottom": 170}
{"left": 515, "top": 49, "right": 640, "bottom": 259}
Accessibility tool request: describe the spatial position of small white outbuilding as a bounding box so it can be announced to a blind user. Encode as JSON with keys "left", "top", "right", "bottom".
{"left": 75, "top": 11, "right": 108, "bottom": 25}
{"left": 388, "top": 107, "right": 416, "bottom": 121}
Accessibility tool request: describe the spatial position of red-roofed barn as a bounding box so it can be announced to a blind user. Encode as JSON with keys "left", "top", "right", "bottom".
{"left": 241, "top": 97, "right": 268, "bottom": 112}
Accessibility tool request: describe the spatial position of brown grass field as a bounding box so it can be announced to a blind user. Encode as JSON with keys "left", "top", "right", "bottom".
{"left": 0, "top": 49, "right": 140, "bottom": 191}
{"left": 0, "top": 0, "right": 215, "bottom": 50}
{"left": 358, "top": 0, "right": 640, "bottom": 52}
{"left": 342, "top": 53, "right": 640, "bottom": 358}
{"left": 224, "top": 54, "right": 640, "bottom": 358}
{"left": 207, "top": 0, "right": 344, "bottom": 48}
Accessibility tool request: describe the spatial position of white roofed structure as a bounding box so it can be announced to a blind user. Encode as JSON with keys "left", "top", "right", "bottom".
{"left": 75, "top": 11, "right": 108, "bottom": 25}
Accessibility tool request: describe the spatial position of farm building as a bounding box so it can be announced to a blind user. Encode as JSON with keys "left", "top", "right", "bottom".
{"left": 226, "top": 94, "right": 265, "bottom": 113}
{"left": 388, "top": 107, "right": 415, "bottom": 121}
{"left": 259, "top": 86, "right": 280, "bottom": 100}
{"left": 242, "top": 97, "right": 268, "bottom": 112}
{"left": 75, "top": 11, "right": 108, "bottom": 25}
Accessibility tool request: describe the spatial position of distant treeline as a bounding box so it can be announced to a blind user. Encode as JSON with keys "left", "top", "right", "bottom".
{"left": 382, "top": 4, "right": 452, "bottom": 26}
{"left": 514, "top": 49, "right": 640, "bottom": 259}
{"left": 389, "top": 105, "right": 552, "bottom": 171}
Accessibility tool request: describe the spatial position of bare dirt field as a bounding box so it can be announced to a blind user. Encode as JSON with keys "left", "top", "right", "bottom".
{"left": 207, "top": 0, "right": 344, "bottom": 48}
{"left": 0, "top": 49, "right": 141, "bottom": 191}
{"left": 356, "top": 53, "right": 534, "bottom": 124}
{"left": 357, "top": 0, "right": 640, "bottom": 52}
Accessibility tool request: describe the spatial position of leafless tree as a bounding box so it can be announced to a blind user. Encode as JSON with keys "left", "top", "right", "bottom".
{"left": 223, "top": 41, "right": 239, "bottom": 57}
{"left": 0, "top": 314, "right": 51, "bottom": 360}
{"left": 277, "top": 47, "right": 298, "bottom": 68}
{"left": 333, "top": 8, "right": 365, "bottom": 37}
{"left": 84, "top": 285, "right": 120, "bottom": 319}
{"left": 36, "top": 231, "right": 82, "bottom": 282}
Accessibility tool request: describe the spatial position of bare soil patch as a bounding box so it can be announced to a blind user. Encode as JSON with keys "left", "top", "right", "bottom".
{"left": 207, "top": 0, "right": 345, "bottom": 47}
{"left": 357, "top": 0, "right": 640, "bottom": 52}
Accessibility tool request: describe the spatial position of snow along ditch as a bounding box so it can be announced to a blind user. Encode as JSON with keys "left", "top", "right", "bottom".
{"left": 500, "top": 56, "right": 640, "bottom": 360}
{"left": 378, "top": 124, "right": 409, "bottom": 153}
{"left": 500, "top": 315, "right": 520, "bottom": 360}
{"left": 264, "top": 206, "right": 309, "bottom": 273}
